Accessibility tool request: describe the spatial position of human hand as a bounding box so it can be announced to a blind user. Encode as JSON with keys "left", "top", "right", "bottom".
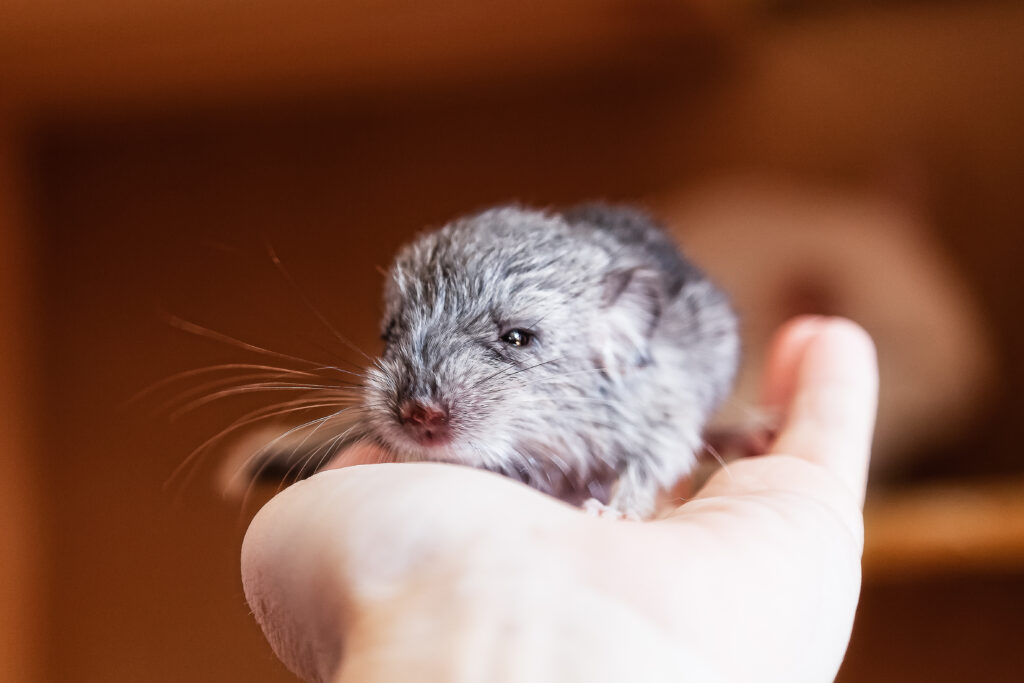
{"left": 241, "top": 316, "right": 877, "bottom": 682}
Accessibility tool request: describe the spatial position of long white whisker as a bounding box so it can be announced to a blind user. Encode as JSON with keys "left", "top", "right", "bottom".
{"left": 166, "top": 398, "right": 355, "bottom": 495}
{"left": 128, "top": 363, "right": 325, "bottom": 405}
{"left": 285, "top": 420, "right": 365, "bottom": 487}
{"left": 169, "top": 383, "right": 360, "bottom": 419}
{"left": 160, "top": 371, "right": 359, "bottom": 413}
{"left": 702, "top": 440, "right": 733, "bottom": 480}
{"left": 472, "top": 355, "right": 570, "bottom": 391}
{"left": 517, "top": 366, "right": 610, "bottom": 388}
{"left": 266, "top": 244, "right": 374, "bottom": 365}
{"left": 166, "top": 314, "right": 359, "bottom": 377}
{"left": 516, "top": 397, "right": 623, "bottom": 408}
{"left": 235, "top": 411, "right": 355, "bottom": 507}
{"left": 305, "top": 430, "right": 356, "bottom": 474}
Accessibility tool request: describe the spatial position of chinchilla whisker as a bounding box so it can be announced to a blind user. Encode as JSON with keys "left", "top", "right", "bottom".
{"left": 304, "top": 430, "right": 355, "bottom": 475}
{"left": 168, "top": 399, "right": 356, "bottom": 494}
{"left": 502, "top": 355, "right": 571, "bottom": 380}
{"left": 516, "top": 366, "right": 610, "bottom": 388}
{"left": 265, "top": 243, "right": 374, "bottom": 365}
{"left": 469, "top": 360, "right": 529, "bottom": 391}
{"left": 472, "top": 355, "right": 570, "bottom": 390}
{"left": 226, "top": 420, "right": 346, "bottom": 500}
{"left": 249, "top": 409, "right": 353, "bottom": 460}
{"left": 221, "top": 399, "right": 352, "bottom": 434}
{"left": 256, "top": 412, "right": 371, "bottom": 500}
{"left": 701, "top": 440, "right": 734, "bottom": 480}
{"left": 296, "top": 335, "right": 364, "bottom": 373}
{"left": 276, "top": 411, "right": 352, "bottom": 485}
{"left": 235, "top": 410, "right": 354, "bottom": 494}
{"left": 169, "top": 383, "right": 361, "bottom": 420}
{"left": 159, "top": 371, "right": 358, "bottom": 415}
{"left": 472, "top": 355, "right": 570, "bottom": 391}
{"left": 166, "top": 314, "right": 362, "bottom": 378}
{"left": 522, "top": 310, "right": 556, "bottom": 333}
{"left": 198, "top": 395, "right": 351, "bottom": 445}
{"left": 230, "top": 397, "right": 355, "bottom": 424}
{"left": 283, "top": 421, "right": 366, "bottom": 490}
{"left": 516, "top": 397, "right": 623, "bottom": 408}
{"left": 173, "top": 378, "right": 360, "bottom": 404}
{"left": 128, "top": 362, "right": 324, "bottom": 405}
{"left": 202, "top": 402, "right": 343, "bottom": 478}
{"left": 268, "top": 423, "right": 335, "bottom": 496}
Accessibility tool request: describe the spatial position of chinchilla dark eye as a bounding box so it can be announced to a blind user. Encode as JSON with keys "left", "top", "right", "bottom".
{"left": 500, "top": 329, "right": 533, "bottom": 347}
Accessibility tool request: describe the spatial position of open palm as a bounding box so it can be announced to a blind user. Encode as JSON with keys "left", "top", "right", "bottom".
{"left": 242, "top": 317, "right": 877, "bottom": 682}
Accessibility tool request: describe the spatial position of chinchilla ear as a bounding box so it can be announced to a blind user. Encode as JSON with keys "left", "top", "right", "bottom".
{"left": 595, "top": 266, "right": 663, "bottom": 374}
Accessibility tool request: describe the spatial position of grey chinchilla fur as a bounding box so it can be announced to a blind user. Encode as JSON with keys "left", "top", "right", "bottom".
{"left": 342, "top": 203, "right": 739, "bottom": 518}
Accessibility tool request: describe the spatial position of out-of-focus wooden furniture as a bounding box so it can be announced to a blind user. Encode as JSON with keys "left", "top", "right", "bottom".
{"left": 2, "top": 1, "right": 1023, "bottom": 682}
{"left": 865, "top": 477, "right": 1024, "bottom": 581}
{"left": 0, "top": 119, "right": 42, "bottom": 683}
{"left": 1, "top": 0, "right": 736, "bottom": 113}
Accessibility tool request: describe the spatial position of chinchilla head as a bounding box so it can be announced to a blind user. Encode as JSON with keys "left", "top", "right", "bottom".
{"left": 361, "top": 205, "right": 718, "bottom": 494}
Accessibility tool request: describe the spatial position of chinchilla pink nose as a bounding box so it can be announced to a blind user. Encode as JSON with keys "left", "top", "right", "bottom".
{"left": 398, "top": 400, "right": 452, "bottom": 446}
{"left": 399, "top": 401, "right": 449, "bottom": 427}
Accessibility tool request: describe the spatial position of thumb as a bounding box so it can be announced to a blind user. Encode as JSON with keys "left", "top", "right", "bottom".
{"left": 768, "top": 317, "right": 878, "bottom": 505}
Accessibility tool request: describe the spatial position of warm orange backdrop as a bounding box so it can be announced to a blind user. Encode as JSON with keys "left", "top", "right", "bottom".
{"left": 2, "top": 2, "right": 1023, "bottom": 681}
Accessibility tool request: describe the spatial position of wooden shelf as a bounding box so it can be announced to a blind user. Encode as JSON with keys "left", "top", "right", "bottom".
{"left": 863, "top": 476, "right": 1024, "bottom": 581}
{"left": 0, "top": 0, "right": 739, "bottom": 113}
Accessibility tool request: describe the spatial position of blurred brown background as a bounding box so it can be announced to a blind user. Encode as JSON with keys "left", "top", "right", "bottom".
{"left": 1, "top": 1, "right": 1023, "bottom": 681}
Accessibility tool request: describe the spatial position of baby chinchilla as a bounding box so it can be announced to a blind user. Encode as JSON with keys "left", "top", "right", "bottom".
{"left": 353, "top": 203, "right": 739, "bottom": 519}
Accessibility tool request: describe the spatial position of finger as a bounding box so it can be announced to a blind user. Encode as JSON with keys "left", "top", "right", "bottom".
{"left": 769, "top": 318, "right": 878, "bottom": 503}
{"left": 241, "top": 463, "right": 578, "bottom": 680}
{"left": 760, "top": 315, "right": 828, "bottom": 412}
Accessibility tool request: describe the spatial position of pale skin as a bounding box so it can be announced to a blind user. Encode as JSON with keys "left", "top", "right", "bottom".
{"left": 241, "top": 316, "right": 878, "bottom": 682}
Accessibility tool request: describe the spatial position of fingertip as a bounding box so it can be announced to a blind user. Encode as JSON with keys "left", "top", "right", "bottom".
{"left": 798, "top": 318, "right": 878, "bottom": 391}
